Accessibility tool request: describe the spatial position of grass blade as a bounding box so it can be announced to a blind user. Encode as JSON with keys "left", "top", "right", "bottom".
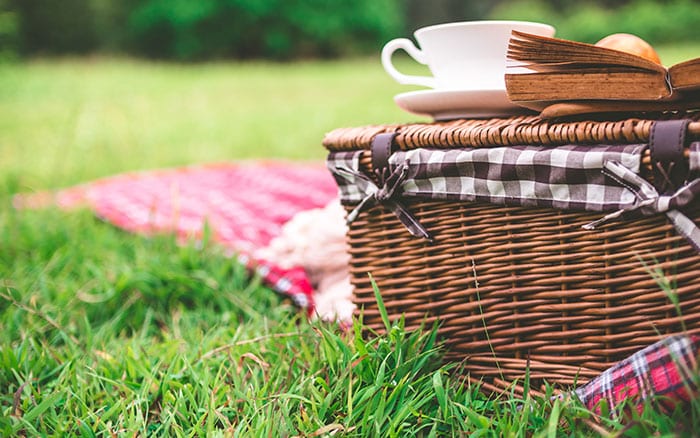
{"left": 370, "top": 274, "right": 391, "bottom": 332}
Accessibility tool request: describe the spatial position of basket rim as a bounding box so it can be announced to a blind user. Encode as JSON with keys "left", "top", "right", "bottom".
{"left": 323, "top": 114, "right": 700, "bottom": 152}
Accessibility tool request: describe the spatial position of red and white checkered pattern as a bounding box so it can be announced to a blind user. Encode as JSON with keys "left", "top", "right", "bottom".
{"left": 574, "top": 334, "right": 699, "bottom": 416}
{"left": 15, "top": 162, "right": 339, "bottom": 310}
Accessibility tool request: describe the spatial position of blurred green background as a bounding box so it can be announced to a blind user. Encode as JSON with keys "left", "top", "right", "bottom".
{"left": 2, "top": 0, "right": 699, "bottom": 61}
{"left": 2, "top": 0, "right": 699, "bottom": 189}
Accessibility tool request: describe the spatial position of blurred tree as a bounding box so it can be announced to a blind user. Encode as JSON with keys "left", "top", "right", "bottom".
{"left": 90, "top": 0, "right": 141, "bottom": 52}
{"left": 14, "top": 0, "right": 98, "bottom": 54}
{"left": 126, "top": 0, "right": 404, "bottom": 60}
{"left": 488, "top": 0, "right": 700, "bottom": 44}
{"left": 4, "top": 0, "right": 700, "bottom": 59}
{"left": 0, "top": 0, "right": 18, "bottom": 58}
{"left": 404, "top": 0, "right": 498, "bottom": 30}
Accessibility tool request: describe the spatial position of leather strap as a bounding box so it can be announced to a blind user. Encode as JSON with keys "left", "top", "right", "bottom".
{"left": 371, "top": 133, "right": 397, "bottom": 173}
{"left": 650, "top": 119, "right": 690, "bottom": 194}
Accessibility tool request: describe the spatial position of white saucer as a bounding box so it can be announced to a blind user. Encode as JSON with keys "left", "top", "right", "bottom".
{"left": 394, "top": 88, "right": 531, "bottom": 120}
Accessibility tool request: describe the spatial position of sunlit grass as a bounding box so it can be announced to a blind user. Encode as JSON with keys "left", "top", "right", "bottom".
{"left": 657, "top": 43, "right": 700, "bottom": 66}
{"left": 0, "top": 57, "right": 422, "bottom": 191}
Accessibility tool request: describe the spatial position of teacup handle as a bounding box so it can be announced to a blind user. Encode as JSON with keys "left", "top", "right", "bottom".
{"left": 381, "top": 38, "right": 436, "bottom": 88}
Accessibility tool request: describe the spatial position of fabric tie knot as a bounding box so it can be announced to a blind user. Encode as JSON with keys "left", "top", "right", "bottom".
{"left": 373, "top": 164, "right": 405, "bottom": 202}
{"left": 584, "top": 160, "right": 700, "bottom": 252}
{"left": 333, "top": 161, "right": 433, "bottom": 241}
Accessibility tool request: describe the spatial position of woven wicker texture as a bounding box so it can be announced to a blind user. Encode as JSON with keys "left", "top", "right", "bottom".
{"left": 324, "top": 114, "right": 700, "bottom": 152}
{"left": 326, "top": 114, "right": 700, "bottom": 393}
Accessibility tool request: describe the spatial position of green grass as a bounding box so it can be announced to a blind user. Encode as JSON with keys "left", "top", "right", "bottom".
{"left": 2, "top": 50, "right": 700, "bottom": 435}
{"left": 0, "top": 57, "right": 421, "bottom": 191}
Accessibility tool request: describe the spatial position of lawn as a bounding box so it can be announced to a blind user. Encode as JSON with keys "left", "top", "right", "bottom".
{"left": 2, "top": 48, "right": 700, "bottom": 436}
{"left": 0, "top": 57, "right": 416, "bottom": 190}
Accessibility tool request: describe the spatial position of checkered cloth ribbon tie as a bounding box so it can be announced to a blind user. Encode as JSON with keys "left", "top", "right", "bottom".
{"left": 329, "top": 145, "right": 647, "bottom": 211}
{"left": 329, "top": 144, "right": 700, "bottom": 251}
{"left": 332, "top": 162, "right": 432, "bottom": 240}
{"left": 584, "top": 160, "right": 700, "bottom": 252}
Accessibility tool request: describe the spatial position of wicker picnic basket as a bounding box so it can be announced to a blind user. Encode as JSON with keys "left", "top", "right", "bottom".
{"left": 324, "top": 114, "right": 700, "bottom": 393}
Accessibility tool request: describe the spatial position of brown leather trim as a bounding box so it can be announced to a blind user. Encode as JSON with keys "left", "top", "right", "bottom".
{"left": 650, "top": 119, "right": 690, "bottom": 193}
{"left": 371, "top": 133, "right": 397, "bottom": 174}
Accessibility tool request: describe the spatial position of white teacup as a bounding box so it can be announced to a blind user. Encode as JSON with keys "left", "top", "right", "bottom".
{"left": 381, "top": 20, "right": 555, "bottom": 90}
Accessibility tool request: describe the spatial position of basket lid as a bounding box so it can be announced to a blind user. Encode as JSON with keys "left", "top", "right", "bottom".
{"left": 323, "top": 114, "right": 700, "bottom": 152}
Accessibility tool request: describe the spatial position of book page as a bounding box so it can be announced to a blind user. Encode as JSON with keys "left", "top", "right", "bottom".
{"left": 669, "top": 58, "right": 700, "bottom": 89}
{"left": 508, "top": 31, "right": 666, "bottom": 74}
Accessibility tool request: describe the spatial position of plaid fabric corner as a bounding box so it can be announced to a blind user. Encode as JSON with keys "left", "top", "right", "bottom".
{"left": 326, "top": 150, "right": 365, "bottom": 202}
{"left": 236, "top": 254, "right": 314, "bottom": 310}
{"left": 574, "top": 334, "right": 700, "bottom": 417}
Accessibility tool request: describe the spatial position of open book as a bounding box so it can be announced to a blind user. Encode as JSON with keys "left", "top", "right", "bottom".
{"left": 505, "top": 31, "right": 700, "bottom": 112}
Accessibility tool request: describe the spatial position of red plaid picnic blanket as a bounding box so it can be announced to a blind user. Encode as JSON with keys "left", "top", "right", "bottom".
{"left": 574, "top": 334, "right": 699, "bottom": 417}
{"left": 14, "top": 162, "right": 339, "bottom": 311}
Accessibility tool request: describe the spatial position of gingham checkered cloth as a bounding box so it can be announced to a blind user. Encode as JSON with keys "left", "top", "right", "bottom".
{"left": 574, "top": 334, "right": 699, "bottom": 417}
{"left": 328, "top": 144, "right": 700, "bottom": 250}
{"left": 329, "top": 145, "right": 645, "bottom": 211}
